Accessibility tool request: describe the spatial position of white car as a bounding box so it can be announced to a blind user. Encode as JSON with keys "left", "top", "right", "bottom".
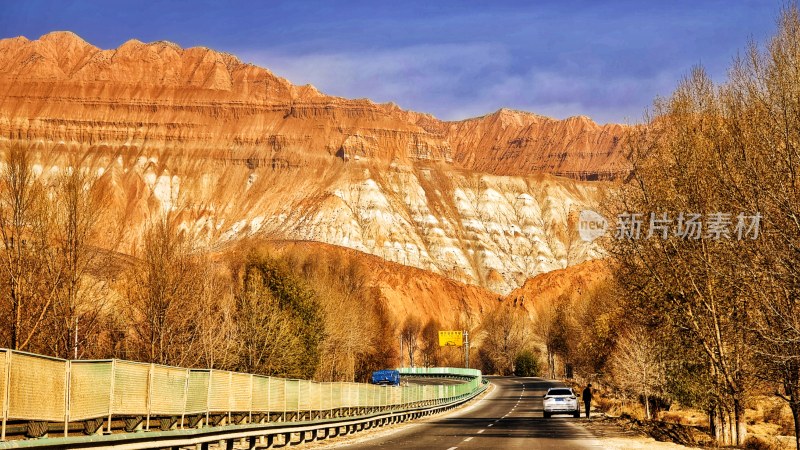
{"left": 542, "top": 387, "right": 580, "bottom": 418}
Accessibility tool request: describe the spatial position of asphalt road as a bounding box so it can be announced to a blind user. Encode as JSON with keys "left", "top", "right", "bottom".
{"left": 338, "top": 377, "right": 603, "bottom": 450}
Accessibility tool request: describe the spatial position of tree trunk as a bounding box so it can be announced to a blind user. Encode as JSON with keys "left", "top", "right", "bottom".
{"left": 708, "top": 406, "right": 717, "bottom": 442}
{"left": 789, "top": 398, "right": 800, "bottom": 450}
{"left": 726, "top": 407, "right": 734, "bottom": 446}
{"left": 734, "top": 398, "right": 747, "bottom": 446}
{"left": 713, "top": 404, "right": 731, "bottom": 445}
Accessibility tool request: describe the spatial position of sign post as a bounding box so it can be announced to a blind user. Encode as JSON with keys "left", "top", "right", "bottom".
{"left": 437, "top": 331, "right": 463, "bottom": 347}
{"left": 437, "top": 330, "right": 469, "bottom": 368}
{"left": 464, "top": 330, "right": 469, "bottom": 369}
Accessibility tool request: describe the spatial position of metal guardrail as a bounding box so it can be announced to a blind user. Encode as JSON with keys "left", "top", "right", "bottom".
{"left": 397, "top": 367, "right": 482, "bottom": 378}
{"left": 0, "top": 349, "right": 486, "bottom": 448}
{"left": 0, "top": 382, "right": 489, "bottom": 449}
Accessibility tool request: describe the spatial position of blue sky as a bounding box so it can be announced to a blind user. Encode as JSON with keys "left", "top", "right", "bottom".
{"left": 0, "top": 1, "right": 783, "bottom": 124}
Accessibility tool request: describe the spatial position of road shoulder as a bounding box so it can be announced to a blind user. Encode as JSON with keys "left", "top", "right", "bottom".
{"left": 576, "top": 415, "right": 703, "bottom": 449}
{"left": 294, "top": 382, "right": 496, "bottom": 449}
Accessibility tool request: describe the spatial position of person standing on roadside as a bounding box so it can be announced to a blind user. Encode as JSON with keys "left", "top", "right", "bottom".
{"left": 582, "top": 383, "right": 593, "bottom": 418}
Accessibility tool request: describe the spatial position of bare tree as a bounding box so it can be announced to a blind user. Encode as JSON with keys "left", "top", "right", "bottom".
{"left": 480, "top": 303, "right": 532, "bottom": 375}
{"left": 609, "top": 68, "right": 753, "bottom": 446}
{"left": 539, "top": 302, "right": 574, "bottom": 379}
{"left": 48, "top": 167, "right": 107, "bottom": 359}
{"left": 0, "top": 145, "right": 59, "bottom": 352}
{"left": 420, "top": 318, "right": 442, "bottom": 368}
{"left": 193, "top": 261, "right": 237, "bottom": 370}
{"left": 720, "top": 7, "right": 800, "bottom": 448}
{"left": 610, "top": 326, "right": 665, "bottom": 419}
{"left": 305, "top": 254, "right": 378, "bottom": 381}
{"left": 233, "top": 265, "right": 299, "bottom": 375}
{"left": 401, "top": 317, "right": 422, "bottom": 367}
{"left": 126, "top": 211, "right": 203, "bottom": 365}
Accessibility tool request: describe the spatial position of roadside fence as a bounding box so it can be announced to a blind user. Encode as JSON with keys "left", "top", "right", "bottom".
{"left": 0, "top": 349, "right": 483, "bottom": 441}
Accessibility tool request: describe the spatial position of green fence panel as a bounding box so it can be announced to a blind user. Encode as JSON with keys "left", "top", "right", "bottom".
{"left": 339, "top": 383, "right": 349, "bottom": 408}
{"left": 112, "top": 360, "right": 149, "bottom": 416}
{"left": 186, "top": 370, "right": 210, "bottom": 415}
{"left": 7, "top": 352, "right": 66, "bottom": 422}
{"left": 268, "top": 378, "right": 285, "bottom": 413}
{"left": 252, "top": 376, "right": 269, "bottom": 413}
{"left": 230, "top": 372, "right": 251, "bottom": 412}
{"left": 297, "top": 380, "right": 310, "bottom": 412}
{"left": 69, "top": 360, "right": 112, "bottom": 421}
{"left": 309, "top": 382, "right": 321, "bottom": 412}
{"left": 150, "top": 365, "right": 187, "bottom": 416}
{"left": 208, "top": 370, "right": 231, "bottom": 413}
{"left": 331, "top": 383, "right": 342, "bottom": 410}
{"left": 285, "top": 380, "right": 299, "bottom": 413}
{"left": 319, "top": 382, "right": 331, "bottom": 411}
{"left": 358, "top": 384, "right": 367, "bottom": 408}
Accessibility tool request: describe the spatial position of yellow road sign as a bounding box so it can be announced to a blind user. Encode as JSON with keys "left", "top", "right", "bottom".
{"left": 438, "top": 330, "right": 463, "bottom": 347}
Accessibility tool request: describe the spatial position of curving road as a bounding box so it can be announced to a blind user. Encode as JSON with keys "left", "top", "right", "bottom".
{"left": 337, "top": 377, "right": 602, "bottom": 449}
{"left": 402, "top": 376, "right": 470, "bottom": 386}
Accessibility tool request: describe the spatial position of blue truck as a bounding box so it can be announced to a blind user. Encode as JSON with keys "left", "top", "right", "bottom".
{"left": 370, "top": 369, "right": 400, "bottom": 386}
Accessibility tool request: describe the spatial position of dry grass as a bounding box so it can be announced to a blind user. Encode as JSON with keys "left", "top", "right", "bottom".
{"left": 596, "top": 393, "right": 800, "bottom": 448}
{"left": 744, "top": 396, "right": 796, "bottom": 447}
{"left": 743, "top": 434, "right": 793, "bottom": 450}
{"left": 658, "top": 410, "right": 706, "bottom": 428}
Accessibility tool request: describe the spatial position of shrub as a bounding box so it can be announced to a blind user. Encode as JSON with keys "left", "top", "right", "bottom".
{"left": 514, "top": 350, "right": 541, "bottom": 377}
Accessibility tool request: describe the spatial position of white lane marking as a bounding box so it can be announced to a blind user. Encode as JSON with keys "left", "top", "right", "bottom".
{"left": 478, "top": 429, "right": 485, "bottom": 434}
{"left": 464, "top": 437, "right": 474, "bottom": 442}
{"left": 446, "top": 447, "right": 458, "bottom": 450}
{"left": 488, "top": 423, "right": 493, "bottom": 427}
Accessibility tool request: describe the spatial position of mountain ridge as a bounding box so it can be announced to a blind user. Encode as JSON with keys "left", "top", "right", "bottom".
{"left": 0, "top": 31, "right": 628, "bottom": 179}
{"left": 0, "top": 31, "right": 614, "bottom": 297}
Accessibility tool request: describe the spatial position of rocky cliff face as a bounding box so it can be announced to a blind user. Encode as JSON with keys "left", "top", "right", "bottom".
{"left": 0, "top": 32, "right": 622, "bottom": 294}
{"left": 443, "top": 109, "right": 628, "bottom": 180}
{"left": 505, "top": 259, "right": 611, "bottom": 318}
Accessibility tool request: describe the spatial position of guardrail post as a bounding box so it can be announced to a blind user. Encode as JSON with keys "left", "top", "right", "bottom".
{"left": 181, "top": 368, "right": 189, "bottom": 429}
{"left": 266, "top": 376, "right": 271, "bottom": 423}
{"left": 341, "top": 383, "right": 346, "bottom": 418}
{"left": 227, "top": 371, "right": 232, "bottom": 425}
{"left": 206, "top": 370, "right": 212, "bottom": 428}
{"left": 248, "top": 374, "right": 253, "bottom": 423}
{"left": 146, "top": 363, "right": 153, "bottom": 431}
{"left": 2, "top": 351, "right": 11, "bottom": 440}
{"left": 64, "top": 360, "right": 71, "bottom": 437}
{"left": 107, "top": 359, "right": 116, "bottom": 433}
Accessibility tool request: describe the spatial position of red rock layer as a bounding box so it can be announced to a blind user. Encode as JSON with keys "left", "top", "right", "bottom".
{"left": 0, "top": 32, "right": 629, "bottom": 179}
{"left": 504, "top": 259, "right": 611, "bottom": 318}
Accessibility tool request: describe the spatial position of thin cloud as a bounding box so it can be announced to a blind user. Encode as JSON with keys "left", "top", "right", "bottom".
{"left": 0, "top": 1, "right": 780, "bottom": 124}
{"left": 240, "top": 43, "right": 510, "bottom": 109}
{"left": 241, "top": 45, "right": 681, "bottom": 124}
